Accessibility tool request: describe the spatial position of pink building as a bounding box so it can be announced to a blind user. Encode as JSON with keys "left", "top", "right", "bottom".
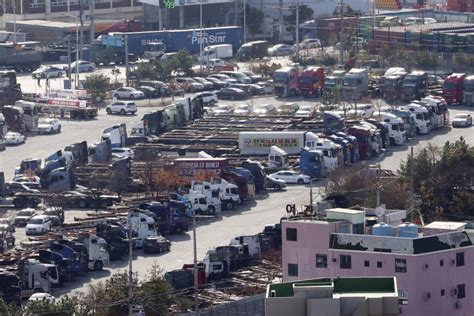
{"left": 282, "top": 209, "right": 474, "bottom": 316}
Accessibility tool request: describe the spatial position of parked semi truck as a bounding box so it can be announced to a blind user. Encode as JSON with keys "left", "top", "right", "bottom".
{"left": 0, "top": 70, "right": 22, "bottom": 107}
{"left": 442, "top": 73, "right": 466, "bottom": 105}
{"left": 401, "top": 71, "right": 427, "bottom": 101}
{"left": 380, "top": 67, "right": 406, "bottom": 100}
{"left": 298, "top": 66, "right": 325, "bottom": 97}
{"left": 342, "top": 68, "right": 369, "bottom": 100}
{"left": 0, "top": 42, "right": 42, "bottom": 72}
{"left": 238, "top": 131, "right": 320, "bottom": 155}
{"left": 89, "top": 26, "right": 242, "bottom": 59}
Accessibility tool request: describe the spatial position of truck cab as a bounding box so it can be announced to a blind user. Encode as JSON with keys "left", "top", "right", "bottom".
{"left": 348, "top": 125, "right": 374, "bottom": 159}
{"left": 378, "top": 113, "right": 406, "bottom": 145}
{"left": 267, "top": 146, "right": 289, "bottom": 169}
{"left": 342, "top": 68, "right": 369, "bottom": 100}
{"left": 298, "top": 66, "right": 324, "bottom": 97}
{"left": 305, "top": 137, "right": 341, "bottom": 171}
{"left": 299, "top": 148, "right": 325, "bottom": 178}
{"left": 442, "top": 73, "right": 466, "bottom": 105}
{"left": 401, "top": 71, "right": 427, "bottom": 101}
{"left": 421, "top": 96, "right": 449, "bottom": 128}
{"left": 401, "top": 103, "right": 432, "bottom": 134}
{"left": 14, "top": 100, "right": 39, "bottom": 133}
{"left": 380, "top": 67, "right": 406, "bottom": 100}
{"left": 144, "top": 42, "right": 166, "bottom": 60}
{"left": 127, "top": 210, "right": 158, "bottom": 248}
{"left": 463, "top": 75, "right": 474, "bottom": 106}
{"left": 273, "top": 65, "right": 302, "bottom": 97}
{"left": 387, "top": 108, "right": 416, "bottom": 140}
{"left": 40, "top": 167, "right": 75, "bottom": 192}
{"left": 235, "top": 41, "right": 269, "bottom": 60}
{"left": 324, "top": 70, "right": 345, "bottom": 92}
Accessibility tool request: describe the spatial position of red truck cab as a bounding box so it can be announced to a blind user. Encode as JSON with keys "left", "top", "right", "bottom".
{"left": 442, "top": 73, "right": 466, "bottom": 105}
{"left": 298, "top": 66, "right": 325, "bottom": 97}
{"left": 347, "top": 125, "right": 372, "bottom": 160}
{"left": 273, "top": 65, "right": 302, "bottom": 97}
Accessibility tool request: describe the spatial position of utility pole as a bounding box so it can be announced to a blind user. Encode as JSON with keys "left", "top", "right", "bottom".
{"left": 13, "top": 0, "right": 17, "bottom": 43}
{"left": 128, "top": 212, "right": 133, "bottom": 316}
{"left": 125, "top": 34, "right": 129, "bottom": 87}
{"left": 199, "top": 0, "right": 203, "bottom": 73}
{"left": 295, "top": 0, "right": 300, "bottom": 57}
{"left": 278, "top": 0, "right": 283, "bottom": 42}
{"left": 243, "top": 0, "right": 247, "bottom": 43}
{"left": 158, "top": 8, "right": 163, "bottom": 30}
{"left": 67, "top": 35, "right": 72, "bottom": 85}
{"left": 339, "top": 0, "right": 344, "bottom": 65}
{"left": 193, "top": 210, "right": 199, "bottom": 312}
{"left": 79, "top": 0, "right": 84, "bottom": 59}
{"left": 409, "top": 146, "right": 415, "bottom": 222}
{"left": 90, "top": 0, "right": 95, "bottom": 43}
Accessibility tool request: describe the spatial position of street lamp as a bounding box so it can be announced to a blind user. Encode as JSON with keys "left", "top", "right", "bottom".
{"left": 199, "top": 0, "right": 203, "bottom": 74}
{"left": 62, "top": 14, "right": 80, "bottom": 90}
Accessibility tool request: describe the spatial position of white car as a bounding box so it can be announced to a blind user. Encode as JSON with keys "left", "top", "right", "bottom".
{"left": 299, "top": 39, "right": 322, "bottom": 49}
{"left": 26, "top": 215, "right": 52, "bottom": 235}
{"left": 113, "top": 88, "right": 145, "bottom": 100}
{"left": 106, "top": 101, "right": 137, "bottom": 115}
{"left": 233, "top": 104, "right": 252, "bottom": 115}
{"left": 269, "top": 170, "right": 311, "bottom": 184}
{"left": 295, "top": 105, "right": 317, "bottom": 118}
{"left": 212, "top": 104, "right": 233, "bottom": 115}
{"left": 4, "top": 132, "right": 26, "bottom": 145}
{"left": 32, "top": 66, "right": 65, "bottom": 79}
{"left": 209, "top": 74, "right": 238, "bottom": 85}
{"left": 71, "top": 60, "right": 96, "bottom": 73}
{"left": 268, "top": 44, "right": 295, "bottom": 56}
{"left": 28, "top": 293, "right": 55, "bottom": 304}
{"left": 192, "top": 92, "right": 218, "bottom": 106}
{"left": 38, "top": 118, "right": 61, "bottom": 134}
{"left": 111, "top": 147, "right": 135, "bottom": 159}
{"left": 252, "top": 104, "right": 276, "bottom": 115}
{"left": 452, "top": 113, "right": 473, "bottom": 127}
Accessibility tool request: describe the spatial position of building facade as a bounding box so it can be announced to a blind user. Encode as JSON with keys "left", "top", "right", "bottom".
{"left": 282, "top": 209, "right": 474, "bottom": 316}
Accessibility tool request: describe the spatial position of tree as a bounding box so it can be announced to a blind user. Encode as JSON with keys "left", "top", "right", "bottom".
{"left": 284, "top": 4, "right": 314, "bottom": 25}
{"left": 244, "top": 4, "right": 264, "bottom": 34}
{"left": 168, "top": 50, "right": 194, "bottom": 76}
{"left": 399, "top": 138, "right": 474, "bottom": 222}
{"left": 83, "top": 73, "right": 110, "bottom": 105}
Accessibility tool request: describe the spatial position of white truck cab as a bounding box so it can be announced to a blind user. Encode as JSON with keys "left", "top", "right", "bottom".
{"left": 401, "top": 103, "right": 432, "bottom": 134}
{"left": 379, "top": 112, "right": 406, "bottom": 145}
{"left": 305, "top": 137, "right": 342, "bottom": 171}
{"left": 127, "top": 211, "right": 158, "bottom": 248}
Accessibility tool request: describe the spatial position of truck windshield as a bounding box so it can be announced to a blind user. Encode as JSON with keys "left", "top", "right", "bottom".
{"left": 146, "top": 43, "right": 165, "bottom": 52}
{"left": 403, "top": 76, "right": 418, "bottom": 86}
{"left": 464, "top": 81, "right": 474, "bottom": 92}
{"left": 48, "top": 267, "right": 58, "bottom": 280}
{"left": 391, "top": 124, "right": 399, "bottom": 131}
{"left": 299, "top": 76, "right": 316, "bottom": 84}
{"left": 343, "top": 77, "right": 362, "bottom": 86}
{"left": 383, "top": 78, "right": 398, "bottom": 87}
{"left": 443, "top": 82, "right": 457, "bottom": 90}
{"left": 324, "top": 78, "right": 336, "bottom": 86}
{"left": 273, "top": 73, "right": 288, "bottom": 83}
{"left": 230, "top": 188, "right": 238, "bottom": 195}
{"left": 237, "top": 46, "right": 251, "bottom": 55}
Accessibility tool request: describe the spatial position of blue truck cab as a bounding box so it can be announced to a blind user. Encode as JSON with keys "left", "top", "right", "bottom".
{"left": 300, "top": 148, "right": 325, "bottom": 178}
{"left": 326, "top": 135, "right": 351, "bottom": 166}
{"left": 335, "top": 132, "right": 359, "bottom": 164}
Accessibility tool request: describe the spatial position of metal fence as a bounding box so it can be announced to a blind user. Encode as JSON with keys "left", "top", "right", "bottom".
{"left": 180, "top": 293, "right": 265, "bottom": 316}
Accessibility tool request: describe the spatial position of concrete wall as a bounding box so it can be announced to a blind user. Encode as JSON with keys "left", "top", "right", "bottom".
{"left": 184, "top": 293, "right": 265, "bottom": 316}
{"left": 282, "top": 220, "right": 474, "bottom": 316}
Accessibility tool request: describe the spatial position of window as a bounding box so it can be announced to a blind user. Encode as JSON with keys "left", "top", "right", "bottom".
{"left": 456, "top": 252, "right": 465, "bottom": 267}
{"left": 441, "top": 289, "right": 445, "bottom": 296}
{"left": 288, "top": 263, "right": 298, "bottom": 277}
{"left": 316, "top": 254, "right": 327, "bottom": 268}
{"left": 286, "top": 228, "right": 297, "bottom": 241}
{"left": 364, "top": 260, "right": 370, "bottom": 267}
{"left": 340, "top": 255, "right": 351, "bottom": 269}
{"left": 377, "top": 261, "right": 383, "bottom": 268}
{"left": 440, "top": 259, "right": 444, "bottom": 267}
{"left": 395, "top": 258, "right": 407, "bottom": 273}
{"left": 457, "top": 284, "right": 465, "bottom": 299}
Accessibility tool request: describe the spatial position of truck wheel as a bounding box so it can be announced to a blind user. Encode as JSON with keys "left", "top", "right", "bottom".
{"left": 78, "top": 199, "right": 88, "bottom": 208}
{"left": 390, "top": 137, "right": 396, "bottom": 146}
{"left": 94, "top": 261, "right": 103, "bottom": 271}
{"left": 208, "top": 205, "right": 216, "bottom": 215}
{"left": 225, "top": 201, "right": 234, "bottom": 210}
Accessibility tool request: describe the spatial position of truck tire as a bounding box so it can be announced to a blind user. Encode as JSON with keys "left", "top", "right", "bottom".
{"left": 78, "top": 199, "right": 88, "bottom": 208}
{"left": 390, "top": 137, "right": 396, "bottom": 146}
{"left": 94, "top": 261, "right": 104, "bottom": 271}
{"left": 224, "top": 201, "right": 234, "bottom": 210}
{"left": 208, "top": 205, "right": 216, "bottom": 215}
